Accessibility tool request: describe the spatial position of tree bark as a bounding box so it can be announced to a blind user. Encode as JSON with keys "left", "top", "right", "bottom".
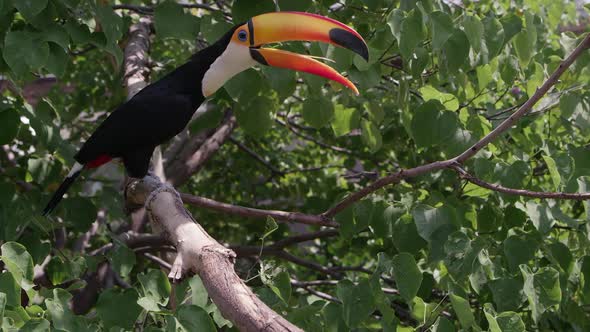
{"left": 126, "top": 175, "right": 302, "bottom": 332}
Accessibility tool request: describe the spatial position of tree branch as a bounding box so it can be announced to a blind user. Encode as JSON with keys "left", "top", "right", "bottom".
{"left": 166, "top": 112, "right": 237, "bottom": 186}
{"left": 180, "top": 193, "right": 338, "bottom": 227}
{"left": 451, "top": 164, "right": 590, "bottom": 200}
{"left": 126, "top": 175, "right": 302, "bottom": 331}
{"left": 324, "top": 33, "right": 590, "bottom": 218}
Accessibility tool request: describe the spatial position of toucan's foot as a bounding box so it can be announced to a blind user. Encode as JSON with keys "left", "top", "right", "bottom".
{"left": 168, "top": 253, "right": 185, "bottom": 282}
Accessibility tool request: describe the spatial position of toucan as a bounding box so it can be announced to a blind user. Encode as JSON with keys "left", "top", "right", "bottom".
{"left": 42, "top": 12, "right": 368, "bottom": 216}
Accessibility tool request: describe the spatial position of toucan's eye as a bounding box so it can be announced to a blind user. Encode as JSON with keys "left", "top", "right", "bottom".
{"left": 237, "top": 30, "right": 247, "bottom": 42}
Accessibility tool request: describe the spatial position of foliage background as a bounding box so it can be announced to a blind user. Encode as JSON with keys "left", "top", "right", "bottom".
{"left": 2, "top": 0, "right": 590, "bottom": 330}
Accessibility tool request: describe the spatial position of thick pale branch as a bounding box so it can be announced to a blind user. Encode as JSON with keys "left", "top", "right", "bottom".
{"left": 126, "top": 175, "right": 302, "bottom": 332}
{"left": 124, "top": 17, "right": 152, "bottom": 99}
{"left": 180, "top": 193, "right": 338, "bottom": 227}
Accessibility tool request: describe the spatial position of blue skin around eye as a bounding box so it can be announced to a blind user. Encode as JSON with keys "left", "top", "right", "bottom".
{"left": 238, "top": 30, "right": 247, "bottom": 41}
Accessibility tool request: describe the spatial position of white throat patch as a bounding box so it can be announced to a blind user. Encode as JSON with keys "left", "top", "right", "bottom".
{"left": 202, "top": 41, "right": 256, "bottom": 97}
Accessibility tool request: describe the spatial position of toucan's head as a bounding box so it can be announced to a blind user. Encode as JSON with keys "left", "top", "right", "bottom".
{"left": 201, "top": 11, "right": 369, "bottom": 98}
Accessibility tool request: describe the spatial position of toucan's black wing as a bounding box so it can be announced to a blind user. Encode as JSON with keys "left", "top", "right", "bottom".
{"left": 75, "top": 89, "right": 195, "bottom": 176}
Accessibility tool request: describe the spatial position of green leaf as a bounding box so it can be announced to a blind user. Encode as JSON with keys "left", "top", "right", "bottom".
{"left": 278, "top": 0, "right": 312, "bottom": 11}
{"left": 444, "top": 231, "right": 485, "bottom": 280}
{"left": 520, "top": 265, "right": 561, "bottom": 323}
{"left": 482, "top": 17, "right": 505, "bottom": 62}
{"left": 514, "top": 29, "right": 535, "bottom": 67}
{"left": 154, "top": 1, "right": 200, "bottom": 40}
{"left": 200, "top": 15, "right": 232, "bottom": 43}
{"left": 235, "top": 95, "right": 275, "bottom": 138}
{"left": 525, "top": 201, "right": 555, "bottom": 234}
{"left": 174, "top": 305, "right": 217, "bottom": 332}
{"left": 477, "top": 204, "right": 502, "bottom": 233}
{"left": 476, "top": 64, "right": 493, "bottom": 91}
{"left": 488, "top": 278, "right": 525, "bottom": 312}
{"left": 500, "top": 14, "right": 523, "bottom": 43}
{"left": 13, "top": 0, "right": 48, "bottom": 21}
{"left": 62, "top": 197, "right": 97, "bottom": 232}
{"left": 412, "top": 204, "right": 454, "bottom": 242}
{"left": 20, "top": 318, "right": 50, "bottom": 332}
{"left": 3, "top": 31, "right": 49, "bottom": 77}
{"left": 95, "top": 289, "right": 142, "bottom": 330}
{"left": 542, "top": 155, "right": 561, "bottom": 190}
{"left": 581, "top": 256, "right": 590, "bottom": 304}
{"left": 387, "top": 9, "right": 404, "bottom": 41}
{"left": 399, "top": 9, "right": 424, "bottom": 59}
{"left": 1, "top": 242, "right": 34, "bottom": 293}
{"left": 190, "top": 106, "right": 224, "bottom": 133}
{"left": 44, "top": 24, "right": 70, "bottom": 50}
{"left": 360, "top": 119, "right": 382, "bottom": 152}
{"left": 189, "top": 275, "right": 208, "bottom": 308}
{"left": 302, "top": 95, "right": 334, "bottom": 129}
{"left": 0, "top": 293, "right": 6, "bottom": 328}
{"left": 503, "top": 234, "right": 539, "bottom": 272}
{"left": 450, "top": 294, "right": 475, "bottom": 329}
{"left": 262, "top": 216, "right": 278, "bottom": 239}
{"left": 0, "top": 108, "right": 20, "bottom": 145}
{"left": 224, "top": 69, "right": 264, "bottom": 103}
{"left": 411, "top": 101, "right": 459, "bottom": 148}
{"left": 463, "top": 15, "right": 484, "bottom": 52}
{"left": 442, "top": 29, "right": 469, "bottom": 72}
{"left": 64, "top": 21, "right": 91, "bottom": 44}
{"left": 391, "top": 253, "right": 422, "bottom": 302}
{"left": 430, "top": 11, "right": 454, "bottom": 49}
{"left": 45, "top": 288, "right": 86, "bottom": 332}
{"left": 0, "top": 273, "right": 20, "bottom": 307}
{"left": 45, "top": 43, "right": 68, "bottom": 76}
{"left": 419, "top": 86, "right": 459, "bottom": 110}
{"left": 95, "top": 4, "right": 123, "bottom": 42}
{"left": 269, "top": 271, "right": 291, "bottom": 304}
{"left": 331, "top": 105, "right": 360, "bottom": 136}
{"left": 496, "top": 312, "right": 526, "bottom": 332}
{"left": 138, "top": 269, "right": 171, "bottom": 306}
{"left": 46, "top": 256, "right": 86, "bottom": 285}
{"left": 261, "top": 67, "right": 296, "bottom": 99}
{"left": 392, "top": 214, "right": 427, "bottom": 254}
{"left": 232, "top": 0, "right": 275, "bottom": 23}
{"left": 432, "top": 316, "right": 455, "bottom": 332}
{"left": 109, "top": 244, "right": 136, "bottom": 278}
{"left": 526, "top": 62, "right": 544, "bottom": 97}
{"left": 336, "top": 279, "right": 375, "bottom": 328}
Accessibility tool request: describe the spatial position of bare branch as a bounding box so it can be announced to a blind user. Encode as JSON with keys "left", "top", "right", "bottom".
{"left": 452, "top": 164, "right": 590, "bottom": 200}
{"left": 167, "top": 112, "right": 237, "bottom": 186}
{"left": 180, "top": 193, "right": 338, "bottom": 227}
{"left": 229, "top": 137, "right": 284, "bottom": 175}
{"left": 323, "top": 160, "right": 453, "bottom": 218}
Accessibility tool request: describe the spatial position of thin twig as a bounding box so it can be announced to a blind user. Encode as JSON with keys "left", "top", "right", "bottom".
{"left": 180, "top": 193, "right": 338, "bottom": 227}
{"left": 452, "top": 164, "right": 590, "bottom": 200}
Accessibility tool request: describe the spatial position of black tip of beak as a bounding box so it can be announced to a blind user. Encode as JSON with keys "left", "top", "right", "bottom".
{"left": 329, "top": 28, "right": 369, "bottom": 62}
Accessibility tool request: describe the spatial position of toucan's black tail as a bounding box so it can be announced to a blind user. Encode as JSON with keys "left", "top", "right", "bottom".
{"left": 42, "top": 163, "right": 84, "bottom": 216}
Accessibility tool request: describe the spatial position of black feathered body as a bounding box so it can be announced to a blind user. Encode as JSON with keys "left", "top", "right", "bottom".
{"left": 42, "top": 27, "right": 237, "bottom": 215}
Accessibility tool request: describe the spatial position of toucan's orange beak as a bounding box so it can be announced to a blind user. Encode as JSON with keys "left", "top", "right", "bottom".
{"left": 246, "top": 12, "right": 368, "bottom": 95}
